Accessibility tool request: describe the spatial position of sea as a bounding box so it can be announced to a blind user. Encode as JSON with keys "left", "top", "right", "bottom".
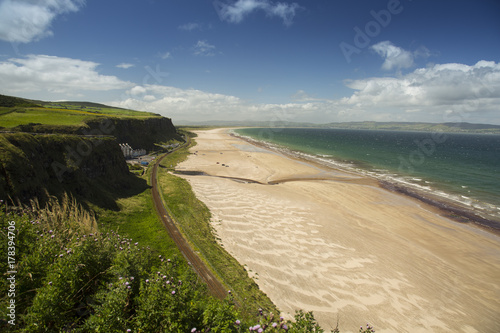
{"left": 234, "top": 127, "right": 500, "bottom": 233}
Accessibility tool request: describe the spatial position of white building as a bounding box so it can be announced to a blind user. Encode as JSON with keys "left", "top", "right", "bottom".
{"left": 120, "top": 143, "right": 146, "bottom": 158}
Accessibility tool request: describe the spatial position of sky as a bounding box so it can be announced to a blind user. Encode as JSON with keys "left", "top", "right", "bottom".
{"left": 0, "top": 0, "right": 499, "bottom": 125}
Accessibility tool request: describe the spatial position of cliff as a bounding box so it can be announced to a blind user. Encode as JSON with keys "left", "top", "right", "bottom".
{"left": 0, "top": 133, "right": 146, "bottom": 209}
{"left": 15, "top": 116, "right": 181, "bottom": 151}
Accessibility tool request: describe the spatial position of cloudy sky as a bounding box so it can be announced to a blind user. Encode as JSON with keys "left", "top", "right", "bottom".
{"left": 0, "top": 0, "right": 499, "bottom": 124}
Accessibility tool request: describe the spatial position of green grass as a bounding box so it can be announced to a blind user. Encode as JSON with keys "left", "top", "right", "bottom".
{"left": 93, "top": 169, "right": 183, "bottom": 261}
{"left": 0, "top": 108, "right": 94, "bottom": 128}
{"left": 156, "top": 139, "right": 279, "bottom": 319}
{"left": 0, "top": 105, "right": 160, "bottom": 129}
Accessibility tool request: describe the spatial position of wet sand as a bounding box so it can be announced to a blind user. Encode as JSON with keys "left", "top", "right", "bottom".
{"left": 177, "top": 128, "right": 500, "bottom": 333}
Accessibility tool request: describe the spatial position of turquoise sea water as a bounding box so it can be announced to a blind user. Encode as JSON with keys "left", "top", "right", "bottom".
{"left": 234, "top": 128, "right": 500, "bottom": 225}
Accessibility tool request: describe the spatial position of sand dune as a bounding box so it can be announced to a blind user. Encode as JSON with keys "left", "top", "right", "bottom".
{"left": 177, "top": 128, "right": 500, "bottom": 333}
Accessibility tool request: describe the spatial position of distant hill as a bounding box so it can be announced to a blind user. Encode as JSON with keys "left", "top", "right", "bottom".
{"left": 0, "top": 94, "right": 39, "bottom": 107}
{"left": 178, "top": 119, "right": 500, "bottom": 134}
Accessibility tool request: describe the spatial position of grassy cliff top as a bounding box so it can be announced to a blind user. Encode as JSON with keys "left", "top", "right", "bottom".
{"left": 0, "top": 94, "right": 160, "bottom": 129}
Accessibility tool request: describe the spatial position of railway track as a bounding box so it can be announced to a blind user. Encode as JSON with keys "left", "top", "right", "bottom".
{"left": 150, "top": 141, "right": 228, "bottom": 300}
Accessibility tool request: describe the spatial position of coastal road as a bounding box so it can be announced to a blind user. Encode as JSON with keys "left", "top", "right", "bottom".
{"left": 150, "top": 141, "right": 228, "bottom": 300}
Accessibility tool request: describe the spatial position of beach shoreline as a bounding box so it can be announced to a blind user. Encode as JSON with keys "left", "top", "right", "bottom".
{"left": 177, "top": 128, "right": 500, "bottom": 333}
{"left": 229, "top": 130, "right": 500, "bottom": 236}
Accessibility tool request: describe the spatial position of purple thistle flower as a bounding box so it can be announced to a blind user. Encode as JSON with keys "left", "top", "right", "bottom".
{"left": 171, "top": 290, "right": 176, "bottom": 295}
{"left": 235, "top": 320, "right": 240, "bottom": 325}
{"left": 145, "top": 279, "right": 149, "bottom": 283}
{"left": 191, "top": 328, "right": 197, "bottom": 333}
{"left": 272, "top": 323, "right": 278, "bottom": 328}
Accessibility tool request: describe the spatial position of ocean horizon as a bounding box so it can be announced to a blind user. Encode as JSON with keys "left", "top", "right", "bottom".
{"left": 234, "top": 127, "right": 500, "bottom": 233}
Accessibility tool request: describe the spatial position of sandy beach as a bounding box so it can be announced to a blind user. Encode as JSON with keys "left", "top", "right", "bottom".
{"left": 177, "top": 128, "right": 500, "bottom": 333}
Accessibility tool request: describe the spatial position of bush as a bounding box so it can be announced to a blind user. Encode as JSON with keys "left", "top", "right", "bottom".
{"left": 0, "top": 198, "right": 373, "bottom": 332}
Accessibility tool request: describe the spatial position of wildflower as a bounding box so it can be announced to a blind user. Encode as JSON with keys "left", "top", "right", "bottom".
{"left": 125, "top": 282, "right": 129, "bottom": 285}
{"left": 145, "top": 279, "right": 149, "bottom": 283}
{"left": 127, "top": 286, "right": 131, "bottom": 289}
{"left": 127, "top": 330, "right": 131, "bottom": 332}
{"left": 282, "top": 324, "right": 288, "bottom": 330}
{"left": 171, "top": 291, "right": 176, "bottom": 295}
{"left": 59, "top": 254, "right": 63, "bottom": 257}
{"left": 191, "top": 328, "right": 197, "bottom": 333}
{"left": 130, "top": 277, "right": 134, "bottom": 280}
{"left": 235, "top": 320, "right": 241, "bottom": 325}
{"left": 272, "top": 323, "right": 278, "bottom": 328}
{"left": 48, "top": 281, "right": 52, "bottom": 286}
{"left": 258, "top": 329, "right": 263, "bottom": 333}
{"left": 134, "top": 242, "right": 138, "bottom": 245}
{"left": 49, "top": 230, "right": 53, "bottom": 234}
{"left": 51, "top": 235, "right": 55, "bottom": 239}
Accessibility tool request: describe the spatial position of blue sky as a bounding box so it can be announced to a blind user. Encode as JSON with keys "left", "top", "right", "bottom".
{"left": 0, "top": 0, "right": 499, "bottom": 124}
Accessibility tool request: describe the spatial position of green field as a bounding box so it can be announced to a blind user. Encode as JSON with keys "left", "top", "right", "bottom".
{"left": 0, "top": 95, "right": 160, "bottom": 129}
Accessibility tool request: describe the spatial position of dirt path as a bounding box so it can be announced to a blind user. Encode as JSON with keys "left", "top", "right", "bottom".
{"left": 150, "top": 145, "right": 228, "bottom": 300}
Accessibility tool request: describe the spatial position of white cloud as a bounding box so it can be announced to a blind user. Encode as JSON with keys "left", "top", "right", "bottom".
{"left": 110, "top": 60, "right": 500, "bottom": 124}
{"left": 341, "top": 60, "right": 500, "bottom": 122}
{"left": 116, "top": 63, "right": 134, "bottom": 69}
{"left": 193, "top": 40, "right": 216, "bottom": 57}
{"left": 110, "top": 84, "right": 319, "bottom": 122}
{"left": 178, "top": 22, "right": 202, "bottom": 31}
{"left": 371, "top": 41, "right": 415, "bottom": 71}
{"left": 0, "top": 0, "right": 85, "bottom": 43}
{"left": 216, "top": 0, "right": 300, "bottom": 26}
{"left": 0, "top": 54, "right": 132, "bottom": 95}
{"left": 159, "top": 51, "right": 172, "bottom": 59}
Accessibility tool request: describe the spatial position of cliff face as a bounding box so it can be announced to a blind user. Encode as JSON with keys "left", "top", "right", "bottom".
{"left": 16, "top": 116, "right": 180, "bottom": 151}
{"left": 0, "top": 133, "right": 141, "bottom": 209}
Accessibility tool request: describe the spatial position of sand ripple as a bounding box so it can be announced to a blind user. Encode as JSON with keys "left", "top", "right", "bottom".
{"left": 177, "top": 129, "right": 500, "bottom": 333}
